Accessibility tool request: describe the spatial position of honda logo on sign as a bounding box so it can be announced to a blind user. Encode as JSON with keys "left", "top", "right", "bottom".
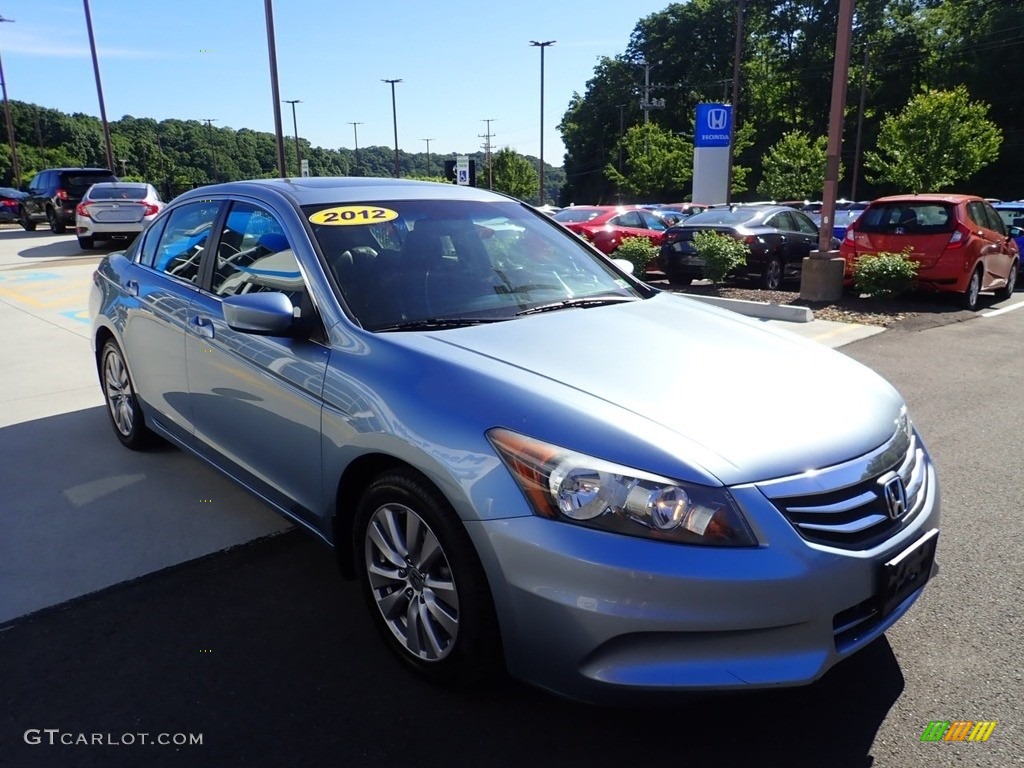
{"left": 707, "top": 108, "right": 728, "bottom": 131}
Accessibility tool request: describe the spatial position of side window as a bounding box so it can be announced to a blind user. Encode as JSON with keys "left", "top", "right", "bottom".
{"left": 137, "top": 215, "right": 170, "bottom": 267}
{"left": 768, "top": 211, "right": 796, "bottom": 231}
{"left": 792, "top": 212, "right": 818, "bottom": 236}
{"left": 614, "top": 211, "right": 643, "bottom": 228}
{"left": 639, "top": 211, "right": 667, "bottom": 231}
{"left": 149, "top": 201, "right": 223, "bottom": 282}
{"left": 981, "top": 203, "right": 1005, "bottom": 236}
{"left": 209, "top": 202, "right": 305, "bottom": 302}
{"left": 966, "top": 201, "right": 989, "bottom": 230}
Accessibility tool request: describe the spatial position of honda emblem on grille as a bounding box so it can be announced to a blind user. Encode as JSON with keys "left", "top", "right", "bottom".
{"left": 880, "top": 473, "right": 908, "bottom": 519}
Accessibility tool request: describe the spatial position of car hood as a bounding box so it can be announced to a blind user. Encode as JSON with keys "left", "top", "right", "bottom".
{"left": 421, "top": 293, "right": 904, "bottom": 485}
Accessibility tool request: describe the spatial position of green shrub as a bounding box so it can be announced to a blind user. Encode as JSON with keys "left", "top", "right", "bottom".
{"left": 614, "top": 236, "right": 659, "bottom": 277}
{"left": 692, "top": 230, "right": 749, "bottom": 283}
{"left": 853, "top": 250, "right": 919, "bottom": 298}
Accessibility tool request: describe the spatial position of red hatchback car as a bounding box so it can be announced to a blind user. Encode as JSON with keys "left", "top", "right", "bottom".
{"left": 552, "top": 205, "right": 669, "bottom": 256}
{"left": 840, "top": 194, "right": 1019, "bottom": 310}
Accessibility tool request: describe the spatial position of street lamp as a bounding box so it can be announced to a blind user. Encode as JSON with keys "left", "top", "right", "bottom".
{"left": 283, "top": 99, "right": 303, "bottom": 176}
{"left": 422, "top": 138, "right": 434, "bottom": 177}
{"left": 263, "top": 0, "right": 288, "bottom": 178}
{"left": 529, "top": 40, "right": 555, "bottom": 205}
{"left": 382, "top": 78, "right": 402, "bottom": 178}
{"left": 202, "top": 118, "right": 218, "bottom": 181}
{"left": 348, "top": 122, "right": 363, "bottom": 175}
{"left": 0, "top": 15, "right": 20, "bottom": 186}
{"left": 82, "top": 0, "right": 114, "bottom": 173}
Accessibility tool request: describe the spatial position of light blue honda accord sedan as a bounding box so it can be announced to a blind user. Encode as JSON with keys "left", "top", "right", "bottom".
{"left": 90, "top": 177, "right": 939, "bottom": 702}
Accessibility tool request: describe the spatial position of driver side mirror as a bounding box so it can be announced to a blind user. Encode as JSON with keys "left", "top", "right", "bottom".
{"left": 1008, "top": 225, "right": 1023, "bottom": 239}
{"left": 223, "top": 291, "right": 295, "bottom": 335}
{"left": 612, "top": 258, "right": 635, "bottom": 275}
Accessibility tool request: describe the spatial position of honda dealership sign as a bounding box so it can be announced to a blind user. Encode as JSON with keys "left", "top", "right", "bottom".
{"left": 693, "top": 103, "right": 732, "bottom": 203}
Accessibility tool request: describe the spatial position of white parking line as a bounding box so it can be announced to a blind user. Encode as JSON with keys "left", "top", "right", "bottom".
{"left": 981, "top": 298, "right": 1024, "bottom": 317}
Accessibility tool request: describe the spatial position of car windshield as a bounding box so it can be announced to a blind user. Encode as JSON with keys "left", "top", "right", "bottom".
{"left": 856, "top": 202, "right": 955, "bottom": 233}
{"left": 303, "top": 200, "right": 642, "bottom": 331}
{"left": 681, "top": 207, "right": 759, "bottom": 226}
{"left": 552, "top": 208, "right": 603, "bottom": 223}
{"left": 89, "top": 185, "right": 149, "bottom": 201}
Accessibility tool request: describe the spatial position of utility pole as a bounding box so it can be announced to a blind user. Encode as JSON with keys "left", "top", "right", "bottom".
{"left": 263, "top": 0, "right": 288, "bottom": 178}
{"left": 283, "top": 99, "right": 302, "bottom": 176}
{"left": 202, "top": 118, "right": 218, "bottom": 181}
{"left": 348, "top": 122, "right": 363, "bottom": 175}
{"left": 382, "top": 78, "right": 402, "bottom": 178}
{"left": 726, "top": 0, "right": 746, "bottom": 204}
{"left": 0, "top": 15, "right": 20, "bottom": 186}
{"left": 639, "top": 60, "right": 664, "bottom": 125}
{"left": 851, "top": 41, "right": 871, "bottom": 201}
{"left": 480, "top": 119, "right": 496, "bottom": 190}
{"left": 421, "top": 138, "right": 434, "bottom": 177}
{"left": 82, "top": 0, "right": 114, "bottom": 173}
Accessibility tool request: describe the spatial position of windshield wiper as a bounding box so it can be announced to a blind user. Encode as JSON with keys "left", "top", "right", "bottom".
{"left": 373, "top": 317, "right": 508, "bottom": 332}
{"left": 514, "top": 296, "right": 638, "bottom": 317}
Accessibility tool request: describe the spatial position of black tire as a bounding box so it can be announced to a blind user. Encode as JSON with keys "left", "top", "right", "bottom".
{"left": 667, "top": 273, "right": 693, "bottom": 287}
{"left": 960, "top": 267, "right": 982, "bottom": 310}
{"left": 78, "top": 235, "right": 95, "bottom": 250}
{"left": 354, "top": 469, "right": 502, "bottom": 688}
{"left": 762, "top": 255, "right": 783, "bottom": 290}
{"left": 99, "top": 339, "right": 155, "bottom": 450}
{"left": 47, "top": 207, "right": 66, "bottom": 234}
{"left": 20, "top": 210, "right": 36, "bottom": 231}
{"left": 995, "top": 261, "right": 1017, "bottom": 300}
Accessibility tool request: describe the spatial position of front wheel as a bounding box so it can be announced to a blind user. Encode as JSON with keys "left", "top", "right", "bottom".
{"left": 762, "top": 256, "right": 783, "bottom": 290}
{"left": 47, "top": 208, "right": 67, "bottom": 234}
{"left": 667, "top": 273, "right": 692, "bottom": 287}
{"left": 960, "top": 267, "right": 982, "bottom": 310}
{"left": 995, "top": 262, "right": 1017, "bottom": 300}
{"left": 355, "top": 470, "right": 502, "bottom": 687}
{"left": 100, "top": 339, "right": 155, "bottom": 449}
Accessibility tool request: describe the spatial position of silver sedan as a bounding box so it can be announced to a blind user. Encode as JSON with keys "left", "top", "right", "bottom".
{"left": 89, "top": 178, "right": 940, "bottom": 702}
{"left": 76, "top": 181, "right": 165, "bottom": 250}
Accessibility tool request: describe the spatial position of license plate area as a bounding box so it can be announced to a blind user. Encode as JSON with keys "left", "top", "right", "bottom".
{"left": 878, "top": 528, "right": 938, "bottom": 617}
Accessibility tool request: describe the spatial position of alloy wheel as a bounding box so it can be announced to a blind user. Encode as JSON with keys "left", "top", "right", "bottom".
{"left": 764, "top": 257, "right": 783, "bottom": 290}
{"left": 364, "top": 502, "right": 460, "bottom": 661}
{"left": 103, "top": 347, "right": 135, "bottom": 437}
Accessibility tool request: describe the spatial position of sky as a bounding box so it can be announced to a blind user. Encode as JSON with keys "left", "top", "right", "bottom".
{"left": 0, "top": 0, "right": 673, "bottom": 167}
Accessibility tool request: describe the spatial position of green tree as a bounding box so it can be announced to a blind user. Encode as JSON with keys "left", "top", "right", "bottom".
{"left": 865, "top": 85, "right": 1002, "bottom": 192}
{"left": 490, "top": 147, "right": 539, "bottom": 201}
{"left": 758, "top": 130, "right": 833, "bottom": 200}
{"left": 606, "top": 123, "right": 692, "bottom": 199}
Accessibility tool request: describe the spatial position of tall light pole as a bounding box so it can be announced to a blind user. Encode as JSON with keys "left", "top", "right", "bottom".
{"left": 348, "top": 121, "right": 363, "bottom": 175}
{"left": 851, "top": 40, "right": 871, "bottom": 201}
{"left": 382, "top": 78, "right": 402, "bottom": 178}
{"left": 529, "top": 40, "right": 555, "bottom": 205}
{"left": 264, "top": 0, "right": 288, "bottom": 178}
{"left": 283, "top": 99, "right": 302, "bottom": 176}
{"left": 421, "top": 138, "right": 434, "bottom": 177}
{"left": 0, "top": 15, "right": 20, "bottom": 186}
{"left": 726, "top": 0, "right": 746, "bottom": 204}
{"left": 82, "top": 0, "right": 114, "bottom": 173}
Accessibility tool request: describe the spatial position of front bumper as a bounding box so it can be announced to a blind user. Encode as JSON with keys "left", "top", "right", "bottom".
{"left": 468, "top": 446, "right": 940, "bottom": 703}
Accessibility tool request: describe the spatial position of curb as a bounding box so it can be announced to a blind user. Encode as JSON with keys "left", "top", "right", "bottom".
{"left": 684, "top": 294, "right": 814, "bottom": 323}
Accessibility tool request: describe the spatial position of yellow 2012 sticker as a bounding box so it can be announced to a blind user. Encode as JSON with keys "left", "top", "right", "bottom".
{"left": 308, "top": 206, "right": 398, "bottom": 226}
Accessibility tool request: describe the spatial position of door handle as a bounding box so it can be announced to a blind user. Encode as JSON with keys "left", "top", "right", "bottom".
{"left": 125, "top": 280, "right": 139, "bottom": 297}
{"left": 189, "top": 315, "right": 215, "bottom": 339}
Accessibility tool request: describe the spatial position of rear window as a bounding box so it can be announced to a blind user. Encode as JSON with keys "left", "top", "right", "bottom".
{"left": 89, "top": 186, "right": 148, "bottom": 201}
{"left": 61, "top": 172, "right": 117, "bottom": 193}
{"left": 856, "top": 202, "right": 954, "bottom": 234}
{"left": 553, "top": 208, "right": 603, "bottom": 223}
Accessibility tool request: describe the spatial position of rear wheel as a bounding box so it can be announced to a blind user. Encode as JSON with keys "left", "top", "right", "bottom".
{"left": 20, "top": 210, "right": 36, "bottom": 231}
{"left": 762, "top": 256, "right": 783, "bottom": 290}
{"left": 354, "top": 469, "right": 502, "bottom": 687}
{"left": 995, "top": 261, "right": 1017, "bottom": 300}
{"left": 78, "top": 235, "right": 95, "bottom": 250}
{"left": 47, "top": 207, "right": 67, "bottom": 234}
{"left": 667, "top": 273, "right": 692, "bottom": 287}
{"left": 960, "top": 267, "right": 982, "bottom": 310}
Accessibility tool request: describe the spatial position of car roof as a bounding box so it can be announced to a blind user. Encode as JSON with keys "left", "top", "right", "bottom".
{"left": 869, "top": 193, "right": 980, "bottom": 205}
{"left": 49, "top": 167, "right": 116, "bottom": 173}
{"left": 173, "top": 177, "right": 515, "bottom": 208}
{"left": 88, "top": 181, "right": 149, "bottom": 188}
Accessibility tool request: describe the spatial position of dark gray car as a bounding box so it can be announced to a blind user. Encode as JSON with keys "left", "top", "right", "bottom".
{"left": 21, "top": 167, "right": 118, "bottom": 233}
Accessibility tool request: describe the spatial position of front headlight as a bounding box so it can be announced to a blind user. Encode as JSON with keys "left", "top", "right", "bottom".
{"left": 488, "top": 429, "right": 757, "bottom": 547}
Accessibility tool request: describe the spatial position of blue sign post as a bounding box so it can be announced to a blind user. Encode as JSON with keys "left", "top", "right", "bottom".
{"left": 695, "top": 104, "right": 732, "bottom": 148}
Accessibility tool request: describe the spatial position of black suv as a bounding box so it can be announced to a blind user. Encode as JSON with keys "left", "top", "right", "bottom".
{"left": 21, "top": 168, "right": 118, "bottom": 233}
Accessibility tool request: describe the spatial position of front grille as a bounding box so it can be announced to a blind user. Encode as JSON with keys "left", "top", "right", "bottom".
{"left": 757, "top": 425, "right": 928, "bottom": 550}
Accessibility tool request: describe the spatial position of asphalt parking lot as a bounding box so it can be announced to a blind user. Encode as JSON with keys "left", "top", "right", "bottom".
{"left": 2, "top": 226, "right": 1022, "bottom": 767}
